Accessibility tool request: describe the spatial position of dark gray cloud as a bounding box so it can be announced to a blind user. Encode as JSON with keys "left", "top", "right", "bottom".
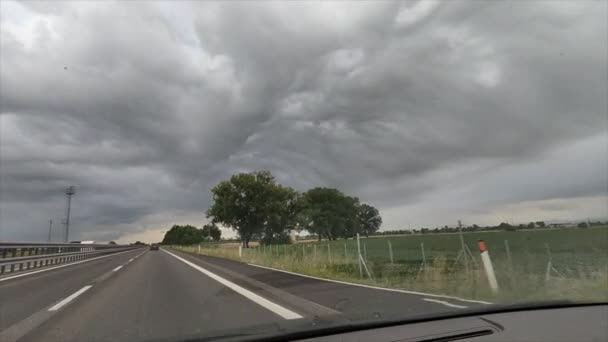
{"left": 1, "top": 1, "right": 606, "bottom": 242}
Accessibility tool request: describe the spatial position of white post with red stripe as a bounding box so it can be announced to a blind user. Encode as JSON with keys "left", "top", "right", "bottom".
{"left": 478, "top": 240, "right": 499, "bottom": 293}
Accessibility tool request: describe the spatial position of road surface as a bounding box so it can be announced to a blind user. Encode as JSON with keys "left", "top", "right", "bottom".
{"left": 0, "top": 248, "right": 484, "bottom": 341}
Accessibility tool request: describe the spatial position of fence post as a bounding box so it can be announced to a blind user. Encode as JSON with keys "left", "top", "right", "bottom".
{"left": 327, "top": 244, "right": 332, "bottom": 264}
{"left": 478, "top": 240, "right": 499, "bottom": 293}
{"left": 198, "top": 243, "right": 201, "bottom": 254}
{"left": 344, "top": 243, "right": 347, "bottom": 258}
{"left": 418, "top": 242, "right": 427, "bottom": 274}
{"left": 543, "top": 243, "right": 564, "bottom": 280}
{"left": 313, "top": 244, "right": 317, "bottom": 261}
{"left": 504, "top": 240, "right": 514, "bottom": 288}
{"left": 238, "top": 245, "right": 242, "bottom": 259}
{"left": 363, "top": 242, "right": 368, "bottom": 261}
{"left": 388, "top": 240, "right": 394, "bottom": 264}
{"left": 356, "top": 233, "right": 363, "bottom": 278}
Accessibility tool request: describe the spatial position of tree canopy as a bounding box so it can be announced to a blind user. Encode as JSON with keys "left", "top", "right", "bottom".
{"left": 358, "top": 203, "right": 382, "bottom": 237}
{"left": 162, "top": 225, "right": 222, "bottom": 245}
{"left": 207, "top": 171, "right": 299, "bottom": 247}
{"left": 298, "top": 187, "right": 360, "bottom": 241}
{"left": 202, "top": 223, "right": 222, "bottom": 241}
{"left": 205, "top": 171, "right": 383, "bottom": 246}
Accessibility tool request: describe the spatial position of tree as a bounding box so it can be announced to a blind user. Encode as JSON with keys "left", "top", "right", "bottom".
{"left": 108, "top": 241, "right": 117, "bottom": 245}
{"left": 535, "top": 221, "right": 546, "bottom": 228}
{"left": 357, "top": 203, "right": 382, "bottom": 237}
{"left": 298, "top": 187, "right": 359, "bottom": 241}
{"left": 499, "top": 222, "right": 516, "bottom": 232}
{"left": 161, "top": 225, "right": 206, "bottom": 245}
{"left": 527, "top": 222, "right": 535, "bottom": 229}
{"left": 262, "top": 185, "right": 300, "bottom": 244}
{"left": 207, "top": 171, "right": 292, "bottom": 247}
{"left": 202, "top": 223, "right": 222, "bottom": 241}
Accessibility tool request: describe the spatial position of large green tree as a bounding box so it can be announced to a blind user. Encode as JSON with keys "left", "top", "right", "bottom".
{"left": 358, "top": 203, "right": 382, "bottom": 237}
{"left": 202, "top": 223, "right": 222, "bottom": 241}
{"left": 161, "top": 225, "right": 206, "bottom": 245}
{"left": 262, "top": 184, "right": 300, "bottom": 244}
{"left": 207, "top": 171, "right": 296, "bottom": 247}
{"left": 298, "top": 187, "right": 359, "bottom": 241}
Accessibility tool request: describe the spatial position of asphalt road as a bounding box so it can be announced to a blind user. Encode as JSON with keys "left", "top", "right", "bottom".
{"left": 0, "top": 247, "right": 485, "bottom": 342}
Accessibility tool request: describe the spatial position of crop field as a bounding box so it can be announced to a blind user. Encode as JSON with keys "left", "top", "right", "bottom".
{"left": 176, "top": 227, "right": 608, "bottom": 302}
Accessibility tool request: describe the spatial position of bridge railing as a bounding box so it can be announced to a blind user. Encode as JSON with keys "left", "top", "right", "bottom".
{"left": 0, "top": 243, "right": 140, "bottom": 276}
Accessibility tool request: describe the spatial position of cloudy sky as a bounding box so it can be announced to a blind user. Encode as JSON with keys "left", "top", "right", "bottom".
{"left": 1, "top": 0, "right": 606, "bottom": 243}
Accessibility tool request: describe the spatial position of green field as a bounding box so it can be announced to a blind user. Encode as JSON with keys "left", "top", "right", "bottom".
{"left": 177, "top": 227, "right": 608, "bottom": 303}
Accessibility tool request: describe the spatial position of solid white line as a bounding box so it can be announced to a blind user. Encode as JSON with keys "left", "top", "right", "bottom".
{"left": 162, "top": 249, "right": 303, "bottom": 320}
{"left": 48, "top": 285, "right": 92, "bottom": 311}
{"left": 0, "top": 249, "right": 142, "bottom": 283}
{"left": 112, "top": 265, "right": 123, "bottom": 272}
{"left": 423, "top": 298, "right": 468, "bottom": 309}
{"left": 248, "top": 263, "right": 493, "bottom": 305}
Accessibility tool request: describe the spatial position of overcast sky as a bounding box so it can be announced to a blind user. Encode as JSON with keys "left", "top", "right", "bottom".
{"left": 1, "top": 1, "right": 606, "bottom": 243}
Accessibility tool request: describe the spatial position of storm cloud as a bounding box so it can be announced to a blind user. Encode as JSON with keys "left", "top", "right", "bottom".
{"left": 1, "top": 1, "right": 606, "bottom": 242}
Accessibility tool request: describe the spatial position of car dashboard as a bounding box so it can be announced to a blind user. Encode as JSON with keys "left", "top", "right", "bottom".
{"left": 299, "top": 304, "right": 607, "bottom": 342}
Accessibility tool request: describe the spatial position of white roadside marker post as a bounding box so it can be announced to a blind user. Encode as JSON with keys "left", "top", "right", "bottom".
{"left": 478, "top": 240, "right": 499, "bottom": 293}
{"left": 238, "top": 244, "right": 242, "bottom": 259}
{"left": 198, "top": 244, "right": 201, "bottom": 254}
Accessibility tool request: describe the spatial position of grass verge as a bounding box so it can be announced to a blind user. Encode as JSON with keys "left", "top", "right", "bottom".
{"left": 174, "top": 242, "right": 608, "bottom": 303}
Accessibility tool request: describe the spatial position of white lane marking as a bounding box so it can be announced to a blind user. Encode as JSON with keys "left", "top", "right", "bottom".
{"left": 248, "top": 263, "right": 493, "bottom": 305}
{"left": 112, "top": 265, "right": 123, "bottom": 272}
{"left": 127, "top": 258, "right": 134, "bottom": 263}
{"left": 0, "top": 249, "right": 143, "bottom": 283}
{"left": 162, "top": 249, "right": 303, "bottom": 320}
{"left": 423, "top": 298, "right": 468, "bottom": 309}
{"left": 48, "top": 285, "right": 92, "bottom": 311}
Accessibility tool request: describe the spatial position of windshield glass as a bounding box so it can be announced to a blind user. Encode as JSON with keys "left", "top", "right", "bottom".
{"left": 0, "top": 1, "right": 606, "bottom": 341}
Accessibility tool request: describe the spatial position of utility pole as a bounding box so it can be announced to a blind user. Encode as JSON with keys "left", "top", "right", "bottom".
{"left": 48, "top": 219, "right": 53, "bottom": 242}
{"left": 64, "top": 186, "right": 76, "bottom": 242}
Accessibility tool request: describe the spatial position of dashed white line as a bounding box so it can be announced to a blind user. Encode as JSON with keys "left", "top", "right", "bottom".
{"left": 48, "top": 286, "right": 92, "bottom": 311}
{"left": 162, "top": 249, "right": 303, "bottom": 320}
{"left": 423, "top": 298, "right": 468, "bottom": 309}
{"left": 112, "top": 265, "right": 123, "bottom": 272}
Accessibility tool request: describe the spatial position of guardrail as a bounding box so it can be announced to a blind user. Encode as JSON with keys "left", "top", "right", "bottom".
{"left": 0, "top": 243, "right": 140, "bottom": 276}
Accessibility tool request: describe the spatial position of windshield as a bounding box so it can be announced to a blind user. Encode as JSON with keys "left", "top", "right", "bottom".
{"left": 0, "top": 1, "right": 606, "bottom": 341}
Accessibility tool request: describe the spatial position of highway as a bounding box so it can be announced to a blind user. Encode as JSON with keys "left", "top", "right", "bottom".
{"left": 0, "top": 248, "right": 487, "bottom": 342}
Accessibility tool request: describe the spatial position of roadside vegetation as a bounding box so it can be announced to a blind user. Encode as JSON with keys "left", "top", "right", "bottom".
{"left": 166, "top": 170, "right": 607, "bottom": 303}
{"left": 175, "top": 226, "right": 608, "bottom": 303}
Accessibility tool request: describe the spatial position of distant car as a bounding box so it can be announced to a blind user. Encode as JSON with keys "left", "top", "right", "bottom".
{"left": 150, "top": 244, "right": 159, "bottom": 251}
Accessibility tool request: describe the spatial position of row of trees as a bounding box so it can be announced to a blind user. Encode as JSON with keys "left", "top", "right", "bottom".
{"left": 161, "top": 224, "right": 221, "bottom": 245}
{"left": 206, "top": 171, "right": 382, "bottom": 247}
{"left": 374, "top": 220, "right": 604, "bottom": 236}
